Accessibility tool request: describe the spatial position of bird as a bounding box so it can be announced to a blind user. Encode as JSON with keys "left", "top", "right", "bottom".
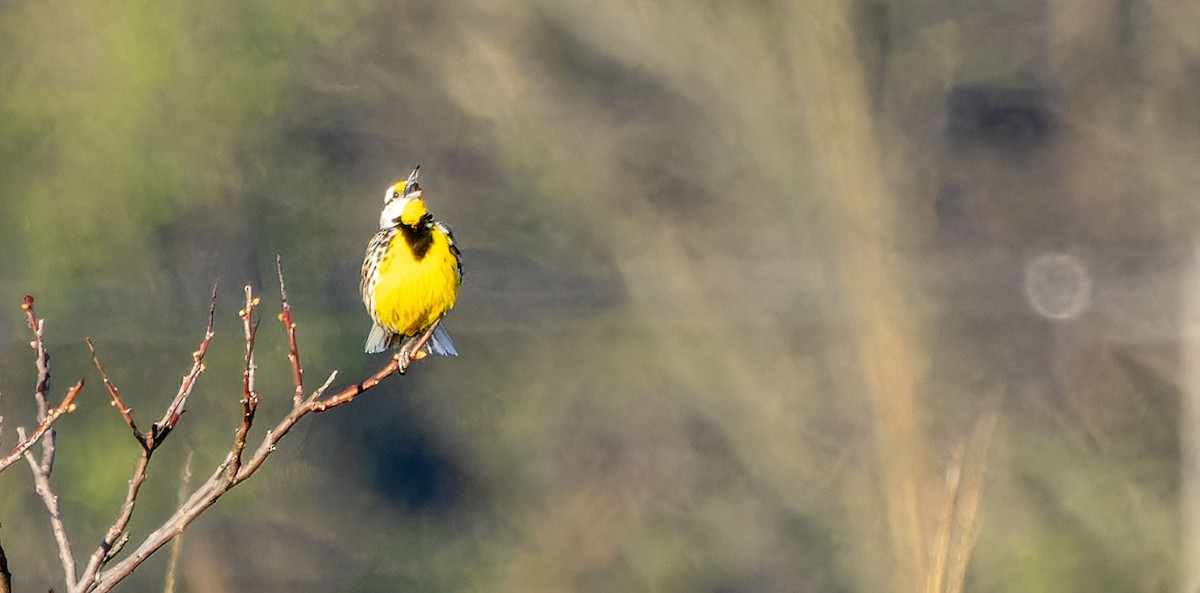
{"left": 360, "top": 166, "right": 462, "bottom": 359}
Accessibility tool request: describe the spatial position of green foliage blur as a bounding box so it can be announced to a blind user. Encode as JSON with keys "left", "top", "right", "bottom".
{"left": 1, "top": 0, "right": 1196, "bottom": 592}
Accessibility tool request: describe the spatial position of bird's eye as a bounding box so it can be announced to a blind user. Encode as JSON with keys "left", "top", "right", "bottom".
{"left": 391, "top": 191, "right": 400, "bottom": 200}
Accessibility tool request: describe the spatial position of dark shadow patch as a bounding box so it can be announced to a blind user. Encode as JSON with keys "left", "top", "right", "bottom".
{"left": 946, "top": 84, "right": 1058, "bottom": 153}
{"left": 363, "top": 420, "right": 467, "bottom": 513}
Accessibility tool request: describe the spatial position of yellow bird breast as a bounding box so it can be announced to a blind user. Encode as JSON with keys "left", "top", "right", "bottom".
{"left": 373, "top": 229, "right": 460, "bottom": 337}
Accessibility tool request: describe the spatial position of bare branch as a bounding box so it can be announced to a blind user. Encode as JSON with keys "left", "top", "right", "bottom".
{"left": 309, "top": 320, "right": 437, "bottom": 414}
{"left": 18, "top": 424, "right": 78, "bottom": 591}
{"left": 311, "top": 355, "right": 401, "bottom": 413}
{"left": 12, "top": 270, "right": 440, "bottom": 593}
{"left": 77, "top": 451, "right": 151, "bottom": 591}
{"left": 90, "top": 354, "right": 406, "bottom": 593}
{"left": 277, "top": 256, "right": 305, "bottom": 406}
{"left": 6, "top": 296, "right": 89, "bottom": 590}
{"left": 236, "top": 370, "right": 340, "bottom": 483}
{"left": 77, "top": 287, "right": 220, "bottom": 591}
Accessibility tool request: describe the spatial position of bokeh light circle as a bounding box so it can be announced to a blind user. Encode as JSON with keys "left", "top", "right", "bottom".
{"left": 1023, "top": 252, "right": 1092, "bottom": 320}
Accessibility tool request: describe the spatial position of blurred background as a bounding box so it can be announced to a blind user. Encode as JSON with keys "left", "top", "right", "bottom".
{"left": 1, "top": 0, "right": 1197, "bottom": 591}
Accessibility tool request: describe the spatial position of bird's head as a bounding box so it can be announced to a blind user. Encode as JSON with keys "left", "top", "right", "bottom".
{"left": 379, "top": 166, "right": 427, "bottom": 229}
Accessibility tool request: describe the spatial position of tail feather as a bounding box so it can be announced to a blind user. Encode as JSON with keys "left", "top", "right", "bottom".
{"left": 364, "top": 323, "right": 394, "bottom": 354}
{"left": 365, "top": 322, "right": 458, "bottom": 356}
{"left": 426, "top": 324, "right": 458, "bottom": 356}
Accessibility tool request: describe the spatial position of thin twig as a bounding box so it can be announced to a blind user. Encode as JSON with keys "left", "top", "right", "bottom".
{"left": 277, "top": 256, "right": 305, "bottom": 406}
{"left": 0, "top": 296, "right": 81, "bottom": 474}
{"left": 311, "top": 356, "right": 401, "bottom": 413}
{"left": 153, "top": 285, "right": 218, "bottom": 446}
{"left": 230, "top": 286, "right": 260, "bottom": 479}
{"left": 23, "top": 295, "right": 50, "bottom": 418}
{"left": 0, "top": 381, "right": 82, "bottom": 473}
{"left": 309, "top": 321, "right": 435, "bottom": 413}
{"left": 87, "top": 339, "right": 144, "bottom": 448}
